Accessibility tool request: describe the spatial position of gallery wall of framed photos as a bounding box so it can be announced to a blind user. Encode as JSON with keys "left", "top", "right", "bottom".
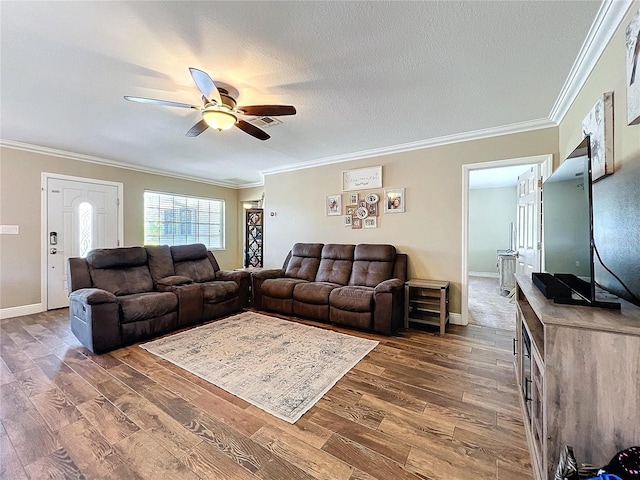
{"left": 327, "top": 166, "right": 406, "bottom": 229}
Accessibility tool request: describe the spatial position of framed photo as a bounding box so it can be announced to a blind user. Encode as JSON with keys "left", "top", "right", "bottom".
{"left": 582, "top": 92, "right": 614, "bottom": 181}
{"left": 344, "top": 215, "right": 353, "bottom": 227}
{"left": 326, "top": 194, "right": 342, "bottom": 216}
{"left": 367, "top": 202, "right": 378, "bottom": 216}
{"left": 342, "top": 166, "right": 382, "bottom": 191}
{"left": 363, "top": 217, "right": 377, "bottom": 229}
{"left": 348, "top": 193, "right": 359, "bottom": 205}
{"left": 626, "top": 8, "right": 640, "bottom": 125}
{"left": 352, "top": 217, "right": 362, "bottom": 229}
{"left": 345, "top": 206, "right": 356, "bottom": 215}
{"left": 384, "top": 188, "right": 405, "bottom": 213}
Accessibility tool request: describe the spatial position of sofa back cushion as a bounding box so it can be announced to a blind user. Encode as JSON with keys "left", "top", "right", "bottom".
{"left": 316, "top": 244, "right": 354, "bottom": 285}
{"left": 87, "top": 246, "right": 154, "bottom": 296}
{"left": 171, "top": 243, "right": 216, "bottom": 283}
{"left": 146, "top": 245, "right": 175, "bottom": 284}
{"left": 349, "top": 244, "right": 396, "bottom": 287}
{"left": 284, "top": 243, "right": 324, "bottom": 281}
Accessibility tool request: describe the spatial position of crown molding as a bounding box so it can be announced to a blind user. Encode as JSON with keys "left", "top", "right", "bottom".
{"left": 260, "top": 117, "right": 556, "bottom": 177}
{"left": 549, "top": 0, "right": 634, "bottom": 123}
{"left": 0, "top": 139, "right": 246, "bottom": 189}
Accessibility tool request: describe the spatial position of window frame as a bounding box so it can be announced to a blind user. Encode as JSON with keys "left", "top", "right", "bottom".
{"left": 143, "top": 190, "right": 225, "bottom": 250}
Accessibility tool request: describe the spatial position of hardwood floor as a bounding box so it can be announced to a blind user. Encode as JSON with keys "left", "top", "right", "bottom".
{"left": 0, "top": 309, "right": 532, "bottom": 480}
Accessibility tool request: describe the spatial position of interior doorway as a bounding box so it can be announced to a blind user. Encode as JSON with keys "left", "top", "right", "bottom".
{"left": 461, "top": 155, "right": 552, "bottom": 329}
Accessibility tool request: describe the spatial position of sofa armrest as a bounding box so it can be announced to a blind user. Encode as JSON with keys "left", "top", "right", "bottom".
{"left": 252, "top": 268, "right": 285, "bottom": 280}
{"left": 216, "top": 270, "right": 251, "bottom": 308}
{"left": 156, "top": 275, "right": 194, "bottom": 291}
{"left": 70, "top": 288, "right": 117, "bottom": 305}
{"left": 69, "top": 290, "right": 120, "bottom": 353}
{"left": 216, "top": 269, "right": 250, "bottom": 283}
{"left": 373, "top": 278, "right": 405, "bottom": 335}
{"left": 374, "top": 278, "right": 404, "bottom": 294}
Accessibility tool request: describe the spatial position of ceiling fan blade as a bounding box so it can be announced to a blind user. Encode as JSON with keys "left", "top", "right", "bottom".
{"left": 185, "top": 119, "right": 209, "bottom": 137}
{"left": 124, "top": 96, "right": 200, "bottom": 110}
{"left": 236, "top": 120, "right": 270, "bottom": 141}
{"left": 189, "top": 67, "right": 222, "bottom": 105}
{"left": 238, "top": 105, "right": 297, "bottom": 116}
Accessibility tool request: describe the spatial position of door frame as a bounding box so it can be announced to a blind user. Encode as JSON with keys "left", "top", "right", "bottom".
{"left": 461, "top": 154, "right": 552, "bottom": 325}
{"left": 41, "top": 172, "right": 124, "bottom": 310}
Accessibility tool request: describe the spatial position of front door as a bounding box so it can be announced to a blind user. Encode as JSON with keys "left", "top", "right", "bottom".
{"left": 46, "top": 176, "right": 120, "bottom": 309}
{"left": 515, "top": 165, "right": 542, "bottom": 275}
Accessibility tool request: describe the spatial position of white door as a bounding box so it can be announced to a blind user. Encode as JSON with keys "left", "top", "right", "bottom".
{"left": 515, "top": 165, "right": 542, "bottom": 275}
{"left": 46, "top": 177, "right": 120, "bottom": 309}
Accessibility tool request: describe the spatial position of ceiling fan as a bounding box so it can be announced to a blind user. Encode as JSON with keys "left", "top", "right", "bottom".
{"left": 124, "top": 68, "right": 296, "bottom": 141}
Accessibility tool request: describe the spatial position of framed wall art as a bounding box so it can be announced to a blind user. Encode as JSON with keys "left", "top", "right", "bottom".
{"left": 384, "top": 188, "right": 405, "bottom": 213}
{"left": 326, "top": 194, "right": 342, "bottom": 216}
{"left": 626, "top": 8, "right": 640, "bottom": 125}
{"left": 363, "top": 217, "right": 377, "bottom": 229}
{"left": 342, "top": 166, "right": 382, "bottom": 191}
{"left": 348, "top": 193, "right": 359, "bottom": 205}
{"left": 582, "top": 92, "right": 614, "bottom": 181}
{"left": 344, "top": 215, "right": 352, "bottom": 227}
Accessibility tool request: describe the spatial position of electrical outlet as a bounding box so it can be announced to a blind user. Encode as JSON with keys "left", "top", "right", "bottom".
{"left": 0, "top": 225, "right": 19, "bottom": 234}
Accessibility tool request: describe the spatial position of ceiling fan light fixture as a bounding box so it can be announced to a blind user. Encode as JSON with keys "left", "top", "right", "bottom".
{"left": 202, "top": 109, "right": 237, "bottom": 130}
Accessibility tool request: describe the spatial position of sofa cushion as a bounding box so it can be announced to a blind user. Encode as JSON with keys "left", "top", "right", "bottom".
{"left": 349, "top": 244, "right": 396, "bottom": 287}
{"left": 89, "top": 266, "right": 154, "bottom": 296}
{"left": 146, "top": 245, "right": 175, "bottom": 283}
{"left": 262, "top": 278, "right": 308, "bottom": 299}
{"left": 284, "top": 243, "right": 324, "bottom": 281}
{"left": 202, "top": 281, "right": 238, "bottom": 304}
{"left": 316, "top": 244, "right": 355, "bottom": 285}
{"left": 87, "top": 247, "right": 147, "bottom": 269}
{"left": 156, "top": 275, "right": 194, "bottom": 287}
{"left": 293, "top": 282, "right": 339, "bottom": 305}
{"left": 118, "top": 292, "right": 178, "bottom": 324}
{"left": 170, "top": 244, "right": 217, "bottom": 283}
{"left": 329, "top": 286, "right": 374, "bottom": 312}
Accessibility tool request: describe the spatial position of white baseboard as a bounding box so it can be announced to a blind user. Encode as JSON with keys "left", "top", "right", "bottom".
{"left": 0, "top": 303, "right": 43, "bottom": 319}
{"left": 469, "top": 271, "right": 499, "bottom": 278}
{"left": 449, "top": 312, "right": 465, "bottom": 325}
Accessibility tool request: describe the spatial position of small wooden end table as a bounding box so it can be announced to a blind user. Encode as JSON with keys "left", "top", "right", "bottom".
{"left": 404, "top": 279, "right": 450, "bottom": 335}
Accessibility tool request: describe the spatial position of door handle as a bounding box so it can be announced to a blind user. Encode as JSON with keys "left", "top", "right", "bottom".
{"left": 50, "top": 248, "right": 57, "bottom": 254}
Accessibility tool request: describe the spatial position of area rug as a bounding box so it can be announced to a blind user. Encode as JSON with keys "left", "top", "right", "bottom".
{"left": 139, "top": 311, "right": 378, "bottom": 423}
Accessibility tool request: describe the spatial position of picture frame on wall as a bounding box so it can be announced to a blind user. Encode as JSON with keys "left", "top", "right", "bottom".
{"left": 348, "top": 193, "right": 359, "bottom": 205}
{"left": 384, "top": 188, "right": 405, "bottom": 213}
{"left": 626, "top": 8, "right": 640, "bottom": 125}
{"left": 352, "top": 218, "right": 362, "bottom": 229}
{"left": 326, "top": 194, "right": 342, "bottom": 216}
{"left": 582, "top": 92, "right": 614, "bottom": 181}
{"left": 342, "top": 166, "right": 382, "bottom": 191}
{"left": 363, "top": 217, "right": 377, "bottom": 229}
{"left": 344, "top": 215, "right": 352, "bottom": 227}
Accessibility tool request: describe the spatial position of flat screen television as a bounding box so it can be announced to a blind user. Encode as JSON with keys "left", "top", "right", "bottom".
{"left": 539, "top": 136, "right": 619, "bottom": 309}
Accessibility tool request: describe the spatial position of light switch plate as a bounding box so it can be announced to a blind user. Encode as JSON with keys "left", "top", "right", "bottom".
{"left": 0, "top": 225, "right": 19, "bottom": 234}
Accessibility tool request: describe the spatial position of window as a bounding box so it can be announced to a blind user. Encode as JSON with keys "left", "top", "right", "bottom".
{"left": 144, "top": 191, "right": 224, "bottom": 249}
{"left": 78, "top": 201, "right": 93, "bottom": 257}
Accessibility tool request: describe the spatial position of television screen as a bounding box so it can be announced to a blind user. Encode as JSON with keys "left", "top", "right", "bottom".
{"left": 542, "top": 137, "right": 594, "bottom": 299}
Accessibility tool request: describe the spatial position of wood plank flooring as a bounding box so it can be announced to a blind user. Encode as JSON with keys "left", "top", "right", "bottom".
{"left": 0, "top": 309, "right": 532, "bottom": 480}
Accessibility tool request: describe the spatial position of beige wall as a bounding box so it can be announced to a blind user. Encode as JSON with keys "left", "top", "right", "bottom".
{"left": 469, "top": 187, "right": 517, "bottom": 273}
{"left": 559, "top": 2, "right": 640, "bottom": 166}
{"left": 263, "top": 128, "right": 559, "bottom": 314}
{"left": 0, "top": 147, "right": 241, "bottom": 309}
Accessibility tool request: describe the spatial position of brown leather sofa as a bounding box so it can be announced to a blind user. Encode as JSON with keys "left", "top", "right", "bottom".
{"left": 253, "top": 243, "right": 407, "bottom": 334}
{"left": 68, "top": 243, "right": 250, "bottom": 353}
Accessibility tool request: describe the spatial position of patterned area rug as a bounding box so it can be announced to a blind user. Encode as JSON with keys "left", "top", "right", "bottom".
{"left": 139, "top": 311, "right": 378, "bottom": 423}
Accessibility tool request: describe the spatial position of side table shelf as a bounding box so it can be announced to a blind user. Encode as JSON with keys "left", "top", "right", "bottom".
{"left": 404, "top": 279, "right": 449, "bottom": 335}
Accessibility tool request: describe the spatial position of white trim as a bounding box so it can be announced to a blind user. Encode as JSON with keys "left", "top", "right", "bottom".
{"left": 549, "top": 0, "right": 634, "bottom": 123}
{"left": 261, "top": 118, "right": 555, "bottom": 177}
{"left": 469, "top": 271, "right": 499, "bottom": 279}
{"left": 0, "top": 140, "right": 252, "bottom": 189}
{"left": 0, "top": 303, "right": 43, "bottom": 320}
{"left": 449, "top": 313, "right": 463, "bottom": 326}
{"left": 41, "top": 173, "right": 124, "bottom": 310}
{"left": 461, "top": 154, "right": 552, "bottom": 326}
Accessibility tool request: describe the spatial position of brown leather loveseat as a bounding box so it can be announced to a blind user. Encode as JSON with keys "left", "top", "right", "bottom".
{"left": 68, "top": 243, "right": 250, "bottom": 353}
{"left": 252, "top": 243, "right": 407, "bottom": 334}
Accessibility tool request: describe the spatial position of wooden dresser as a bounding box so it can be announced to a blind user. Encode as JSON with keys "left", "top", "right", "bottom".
{"left": 514, "top": 273, "right": 640, "bottom": 480}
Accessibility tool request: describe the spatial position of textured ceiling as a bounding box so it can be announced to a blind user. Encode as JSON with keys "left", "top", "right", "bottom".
{"left": 0, "top": 1, "right": 613, "bottom": 187}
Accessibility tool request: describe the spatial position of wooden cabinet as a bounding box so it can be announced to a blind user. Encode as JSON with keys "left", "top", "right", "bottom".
{"left": 245, "top": 208, "right": 263, "bottom": 268}
{"left": 404, "top": 279, "right": 449, "bottom": 335}
{"left": 514, "top": 274, "right": 640, "bottom": 480}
